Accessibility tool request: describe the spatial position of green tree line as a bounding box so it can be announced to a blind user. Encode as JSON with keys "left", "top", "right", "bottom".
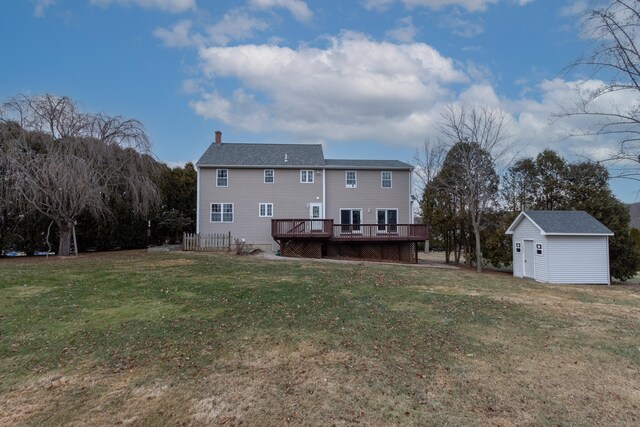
{"left": 421, "top": 148, "right": 640, "bottom": 281}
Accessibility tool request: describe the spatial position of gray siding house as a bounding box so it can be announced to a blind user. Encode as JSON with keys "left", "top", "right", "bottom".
{"left": 196, "top": 132, "right": 417, "bottom": 253}
{"left": 506, "top": 211, "right": 613, "bottom": 285}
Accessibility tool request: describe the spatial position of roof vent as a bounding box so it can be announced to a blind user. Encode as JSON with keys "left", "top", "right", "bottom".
{"left": 284, "top": 154, "right": 288, "bottom": 163}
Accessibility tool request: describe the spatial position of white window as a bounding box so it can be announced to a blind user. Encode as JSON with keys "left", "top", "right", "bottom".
{"left": 211, "top": 203, "right": 233, "bottom": 223}
{"left": 340, "top": 209, "right": 362, "bottom": 233}
{"left": 216, "top": 169, "right": 228, "bottom": 187}
{"left": 515, "top": 242, "right": 521, "bottom": 253}
{"left": 264, "top": 169, "right": 274, "bottom": 183}
{"left": 259, "top": 203, "right": 273, "bottom": 217}
{"left": 346, "top": 170, "right": 357, "bottom": 188}
{"left": 536, "top": 243, "right": 543, "bottom": 256}
{"left": 381, "top": 171, "right": 392, "bottom": 188}
{"left": 300, "top": 170, "right": 314, "bottom": 183}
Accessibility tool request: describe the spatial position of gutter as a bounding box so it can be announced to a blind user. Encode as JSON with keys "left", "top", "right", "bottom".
{"left": 196, "top": 166, "right": 201, "bottom": 234}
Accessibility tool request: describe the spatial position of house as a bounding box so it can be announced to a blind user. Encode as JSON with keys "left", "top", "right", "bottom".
{"left": 195, "top": 131, "right": 427, "bottom": 262}
{"left": 505, "top": 210, "right": 613, "bottom": 285}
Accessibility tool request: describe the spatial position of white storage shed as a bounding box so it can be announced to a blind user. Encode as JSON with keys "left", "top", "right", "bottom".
{"left": 505, "top": 211, "right": 613, "bottom": 285}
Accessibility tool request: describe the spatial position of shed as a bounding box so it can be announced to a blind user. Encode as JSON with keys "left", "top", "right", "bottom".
{"left": 505, "top": 211, "right": 613, "bottom": 285}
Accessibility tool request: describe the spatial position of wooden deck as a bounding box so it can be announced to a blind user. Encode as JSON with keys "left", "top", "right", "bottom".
{"left": 271, "top": 219, "right": 333, "bottom": 240}
{"left": 271, "top": 219, "right": 428, "bottom": 242}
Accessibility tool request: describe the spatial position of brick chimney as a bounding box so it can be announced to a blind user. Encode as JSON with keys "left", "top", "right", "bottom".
{"left": 215, "top": 130, "right": 222, "bottom": 145}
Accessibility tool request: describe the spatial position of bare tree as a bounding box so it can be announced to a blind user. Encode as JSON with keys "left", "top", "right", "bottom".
{"left": 559, "top": 0, "right": 640, "bottom": 176}
{"left": 413, "top": 138, "right": 446, "bottom": 193}
{"left": 0, "top": 94, "right": 160, "bottom": 256}
{"left": 438, "top": 104, "right": 512, "bottom": 272}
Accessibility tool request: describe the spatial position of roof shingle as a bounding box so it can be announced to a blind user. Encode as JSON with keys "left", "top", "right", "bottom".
{"left": 196, "top": 143, "right": 325, "bottom": 167}
{"left": 196, "top": 143, "right": 414, "bottom": 169}
{"left": 324, "top": 159, "right": 412, "bottom": 169}
{"left": 522, "top": 210, "right": 613, "bottom": 235}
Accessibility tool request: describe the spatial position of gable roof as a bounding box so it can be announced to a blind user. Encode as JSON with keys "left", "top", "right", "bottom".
{"left": 196, "top": 142, "right": 413, "bottom": 169}
{"left": 505, "top": 210, "right": 614, "bottom": 236}
{"left": 196, "top": 143, "right": 325, "bottom": 167}
{"left": 324, "top": 159, "right": 412, "bottom": 170}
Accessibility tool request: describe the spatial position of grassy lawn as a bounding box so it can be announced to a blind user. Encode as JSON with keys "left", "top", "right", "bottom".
{"left": 1, "top": 251, "right": 639, "bottom": 426}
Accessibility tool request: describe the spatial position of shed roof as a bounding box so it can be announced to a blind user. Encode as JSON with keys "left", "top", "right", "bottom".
{"left": 505, "top": 210, "right": 614, "bottom": 236}
{"left": 196, "top": 143, "right": 325, "bottom": 167}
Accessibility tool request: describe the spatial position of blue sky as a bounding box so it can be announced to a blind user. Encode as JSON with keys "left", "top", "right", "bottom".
{"left": 2, "top": 0, "right": 638, "bottom": 202}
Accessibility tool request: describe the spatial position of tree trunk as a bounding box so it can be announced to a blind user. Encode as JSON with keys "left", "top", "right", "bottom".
{"left": 58, "top": 221, "right": 72, "bottom": 256}
{"left": 473, "top": 220, "right": 482, "bottom": 273}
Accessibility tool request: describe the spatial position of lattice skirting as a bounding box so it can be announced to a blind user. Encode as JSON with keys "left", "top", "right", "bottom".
{"left": 327, "top": 241, "right": 418, "bottom": 263}
{"left": 279, "top": 240, "right": 323, "bottom": 258}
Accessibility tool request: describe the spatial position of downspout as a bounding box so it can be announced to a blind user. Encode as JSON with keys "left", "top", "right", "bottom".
{"left": 409, "top": 167, "right": 414, "bottom": 224}
{"left": 196, "top": 166, "right": 201, "bottom": 234}
{"left": 322, "top": 168, "right": 326, "bottom": 219}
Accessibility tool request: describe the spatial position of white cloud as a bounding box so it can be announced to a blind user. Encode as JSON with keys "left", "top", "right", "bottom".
{"left": 439, "top": 10, "right": 484, "bottom": 37}
{"left": 191, "top": 32, "right": 466, "bottom": 144}
{"left": 33, "top": 0, "right": 56, "bottom": 17}
{"left": 497, "top": 77, "right": 640, "bottom": 162}
{"left": 249, "top": 0, "right": 313, "bottom": 22}
{"left": 403, "top": 0, "right": 498, "bottom": 12}
{"left": 188, "top": 33, "right": 633, "bottom": 160}
{"left": 165, "top": 161, "right": 188, "bottom": 168}
{"left": 559, "top": 0, "right": 589, "bottom": 17}
{"left": 154, "top": 10, "right": 269, "bottom": 48}
{"left": 153, "top": 19, "right": 197, "bottom": 47}
{"left": 386, "top": 16, "right": 419, "bottom": 42}
{"left": 207, "top": 9, "right": 269, "bottom": 46}
{"left": 90, "top": 0, "right": 196, "bottom": 13}
{"left": 180, "top": 78, "right": 201, "bottom": 94}
{"left": 361, "top": 0, "right": 395, "bottom": 11}
{"left": 363, "top": 0, "right": 534, "bottom": 13}
{"left": 190, "top": 92, "right": 233, "bottom": 123}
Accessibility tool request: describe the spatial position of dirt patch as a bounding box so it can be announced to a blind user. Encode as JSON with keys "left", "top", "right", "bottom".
{"left": 190, "top": 342, "right": 378, "bottom": 426}
{"left": 0, "top": 369, "right": 175, "bottom": 426}
{"left": 135, "top": 258, "right": 197, "bottom": 269}
{"left": 445, "top": 346, "right": 640, "bottom": 426}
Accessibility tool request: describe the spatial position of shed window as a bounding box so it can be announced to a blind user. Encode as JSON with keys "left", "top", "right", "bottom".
{"left": 515, "top": 242, "right": 521, "bottom": 253}
{"left": 536, "top": 243, "right": 543, "bottom": 256}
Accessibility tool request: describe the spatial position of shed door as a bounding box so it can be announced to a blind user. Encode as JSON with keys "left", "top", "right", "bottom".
{"left": 524, "top": 240, "right": 535, "bottom": 278}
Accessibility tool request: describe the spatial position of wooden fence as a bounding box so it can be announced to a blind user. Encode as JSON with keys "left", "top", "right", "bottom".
{"left": 183, "top": 232, "right": 232, "bottom": 252}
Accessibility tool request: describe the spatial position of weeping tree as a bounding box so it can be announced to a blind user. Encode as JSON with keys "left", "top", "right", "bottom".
{"left": 0, "top": 94, "right": 160, "bottom": 256}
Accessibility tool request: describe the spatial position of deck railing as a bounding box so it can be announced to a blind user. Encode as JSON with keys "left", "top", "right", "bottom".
{"left": 271, "top": 219, "right": 428, "bottom": 242}
{"left": 271, "top": 219, "right": 333, "bottom": 239}
{"left": 331, "top": 224, "right": 428, "bottom": 241}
